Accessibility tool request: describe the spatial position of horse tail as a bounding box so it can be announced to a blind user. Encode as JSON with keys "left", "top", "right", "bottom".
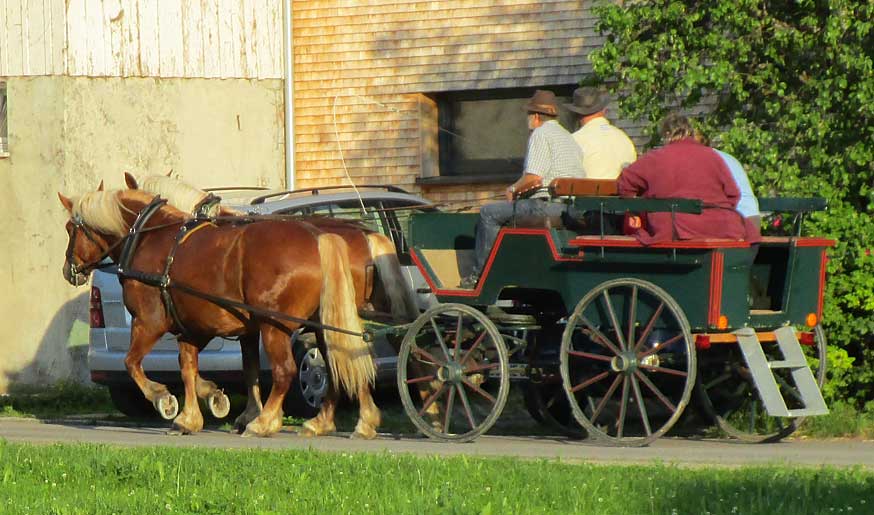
{"left": 317, "top": 233, "right": 376, "bottom": 398}
{"left": 366, "top": 233, "right": 420, "bottom": 323}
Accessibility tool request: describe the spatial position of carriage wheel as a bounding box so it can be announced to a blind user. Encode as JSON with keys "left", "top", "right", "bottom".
{"left": 397, "top": 303, "right": 510, "bottom": 442}
{"left": 560, "top": 279, "right": 696, "bottom": 447}
{"left": 523, "top": 379, "right": 586, "bottom": 439}
{"left": 695, "top": 324, "right": 827, "bottom": 443}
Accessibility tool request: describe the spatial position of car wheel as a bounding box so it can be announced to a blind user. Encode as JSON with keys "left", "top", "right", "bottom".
{"left": 108, "top": 385, "right": 157, "bottom": 418}
{"left": 283, "top": 344, "right": 329, "bottom": 419}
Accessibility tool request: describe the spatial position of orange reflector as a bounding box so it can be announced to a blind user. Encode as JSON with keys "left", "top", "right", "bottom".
{"left": 695, "top": 335, "right": 711, "bottom": 350}
{"left": 717, "top": 315, "right": 729, "bottom": 330}
{"left": 799, "top": 332, "right": 816, "bottom": 346}
{"left": 805, "top": 313, "right": 818, "bottom": 327}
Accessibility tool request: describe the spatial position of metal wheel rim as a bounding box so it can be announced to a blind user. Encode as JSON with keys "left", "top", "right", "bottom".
{"left": 560, "top": 278, "right": 696, "bottom": 447}
{"left": 298, "top": 347, "right": 329, "bottom": 409}
{"left": 695, "top": 324, "right": 827, "bottom": 443}
{"left": 397, "top": 303, "right": 510, "bottom": 442}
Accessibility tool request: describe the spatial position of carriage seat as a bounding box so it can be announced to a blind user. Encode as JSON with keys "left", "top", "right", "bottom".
{"left": 549, "top": 178, "right": 619, "bottom": 197}
{"left": 508, "top": 179, "right": 619, "bottom": 230}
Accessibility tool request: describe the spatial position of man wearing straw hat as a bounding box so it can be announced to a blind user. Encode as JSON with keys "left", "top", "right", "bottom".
{"left": 459, "top": 89, "right": 584, "bottom": 289}
{"left": 564, "top": 86, "right": 637, "bottom": 179}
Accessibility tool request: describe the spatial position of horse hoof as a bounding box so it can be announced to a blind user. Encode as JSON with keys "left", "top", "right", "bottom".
{"left": 207, "top": 390, "right": 231, "bottom": 419}
{"left": 298, "top": 426, "right": 317, "bottom": 437}
{"left": 350, "top": 430, "right": 377, "bottom": 440}
{"left": 165, "top": 428, "right": 189, "bottom": 436}
{"left": 154, "top": 394, "right": 179, "bottom": 420}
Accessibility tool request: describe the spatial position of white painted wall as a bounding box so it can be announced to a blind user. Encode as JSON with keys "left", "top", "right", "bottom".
{"left": 0, "top": 0, "right": 283, "bottom": 79}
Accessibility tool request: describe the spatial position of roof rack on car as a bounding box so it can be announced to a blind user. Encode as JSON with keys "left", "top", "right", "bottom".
{"left": 204, "top": 186, "right": 272, "bottom": 192}
{"left": 249, "top": 184, "right": 412, "bottom": 205}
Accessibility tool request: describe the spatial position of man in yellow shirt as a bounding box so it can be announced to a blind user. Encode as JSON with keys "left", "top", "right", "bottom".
{"left": 565, "top": 87, "right": 637, "bottom": 179}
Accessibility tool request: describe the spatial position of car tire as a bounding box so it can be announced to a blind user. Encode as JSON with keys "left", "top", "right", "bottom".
{"left": 282, "top": 344, "right": 329, "bottom": 419}
{"left": 108, "top": 385, "right": 158, "bottom": 418}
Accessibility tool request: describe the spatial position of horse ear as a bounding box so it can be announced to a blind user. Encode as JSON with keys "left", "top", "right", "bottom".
{"left": 166, "top": 169, "right": 173, "bottom": 177}
{"left": 124, "top": 172, "right": 139, "bottom": 189}
{"left": 96, "top": 180, "right": 104, "bottom": 191}
{"left": 58, "top": 193, "right": 74, "bottom": 213}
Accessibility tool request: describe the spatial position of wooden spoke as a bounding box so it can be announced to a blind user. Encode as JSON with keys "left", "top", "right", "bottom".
{"left": 417, "top": 384, "right": 448, "bottom": 418}
{"left": 578, "top": 314, "right": 622, "bottom": 356}
{"left": 630, "top": 375, "right": 652, "bottom": 436}
{"left": 703, "top": 372, "right": 733, "bottom": 390}
{"left": 634, "top": 369, "right": 677, "bottom": 412}
{"left": 617, "top": 376, "right": 630, "bottom": 438}
{"left": 774, "top": 374, "right": 805, "bottom": 404}
{"left": 411, "top": 346, "right": 446, "bottom": 367}
{"left": 570, "top": 370, "right": 611, "bottom": 394}
{"left": 633, "top": 302, "right": 665, "bottom": 353}
{"left": 627, "top": 285, "right": 638, "bottom": 351}
{"left": 567, "top": 350, "right": 613, "bottom": 362}
{"left": 638, "top": 364, "right": 688, "bottom": 377}
{"left": 459, "top": 330, "right": 488, "bottom": 367}
{"left": 638, "top": 333, "right": 684, "bottom": 359}
{"left": 405, "top": 374, "right": 436, "bottom": 385}
{"left": 461, "top": 377, "right": 496, "bottom": 404}
{"left": 443, "top": 386, "right": 456, "bottom": 435}
{"left": 602, "top": 289, "right": 627, "bottom": 351}
{"left": 456, "top": 383, "right": 477, "bottom": 430}
{"left": 430, "top": 317, "right": 452, "bottom": 362}
{"left": 453, "top": 312, "right": 464, "bottom": 359}
{"left": 463, "top": 362, "right": 499, "bottom": 375}
{"left": 590, "top": 374, "right": 624, "bottom": 425}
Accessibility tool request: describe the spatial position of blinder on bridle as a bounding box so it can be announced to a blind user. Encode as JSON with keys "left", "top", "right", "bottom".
{"left": 64, "top": 214, "right": 121, "bottom": 286}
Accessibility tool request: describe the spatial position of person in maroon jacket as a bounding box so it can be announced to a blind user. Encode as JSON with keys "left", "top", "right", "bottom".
{"left": 618, "top": 113, "right": 745, "bottom": 244}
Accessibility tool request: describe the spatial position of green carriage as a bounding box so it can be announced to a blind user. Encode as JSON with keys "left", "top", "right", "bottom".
{"left": 392, "top": 180, "right": 832, "bottom": 446}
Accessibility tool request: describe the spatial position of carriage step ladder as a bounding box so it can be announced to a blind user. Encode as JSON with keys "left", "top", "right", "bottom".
{"left": 735, "top": 327, "right": 828, "bottom": 417}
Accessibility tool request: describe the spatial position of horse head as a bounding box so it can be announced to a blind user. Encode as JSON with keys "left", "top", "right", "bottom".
{"left": 58, "top": 188, "right": 177, "bottom": 286}
{"left": 58, "top": 191, "right": 119, "bottom": 286}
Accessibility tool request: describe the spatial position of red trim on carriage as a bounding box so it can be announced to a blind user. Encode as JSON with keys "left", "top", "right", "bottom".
{"left": 569, "top": 236, "right": 750, "bottom": 249}
{"left": 707, "top": 252, "right": 724, "bottom": 326}
{"left": 817, "top": 249, "right": 828, "bottom": 320}
{"left": 412, "top": 228, "right": 583, "bottom": 298}
{"left": 758, "top": 236, "right": 836, "bottom": 247}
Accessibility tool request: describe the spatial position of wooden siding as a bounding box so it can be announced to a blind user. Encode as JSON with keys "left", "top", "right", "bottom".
{"left": 0, "top": 0, "right": 283, "bottom": 79}
{"left": 291, "top": 0, "right": 600, "bottom": 197}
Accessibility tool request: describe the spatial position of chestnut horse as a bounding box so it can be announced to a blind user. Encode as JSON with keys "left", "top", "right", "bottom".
{"left": 59, "top": 188, "right": 380, "bottom": 438}
{"left": 125, "top": 173, "right": 419, "bottom": 436}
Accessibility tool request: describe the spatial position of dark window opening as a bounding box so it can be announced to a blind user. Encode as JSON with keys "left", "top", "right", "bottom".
{"left": 434, "top": 86, "right": 577, "bottom": 177}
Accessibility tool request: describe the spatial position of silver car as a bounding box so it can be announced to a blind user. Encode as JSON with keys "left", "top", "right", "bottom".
{"left": 88, "top": 186, "right": 436, "bottom": 418}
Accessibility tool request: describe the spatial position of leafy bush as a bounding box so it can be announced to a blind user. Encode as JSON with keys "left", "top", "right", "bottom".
{"left": 589, "top": 0, "right": 874, "bottom": 405}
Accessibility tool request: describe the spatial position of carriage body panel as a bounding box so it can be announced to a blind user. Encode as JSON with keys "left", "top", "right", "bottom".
{"left": 409, "top": 211, "right": 832, "bottom": 333}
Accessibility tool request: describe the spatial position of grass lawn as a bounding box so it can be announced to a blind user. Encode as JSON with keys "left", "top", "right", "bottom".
{"left": 0, "top": 440, "right": 872, "bottom": 515}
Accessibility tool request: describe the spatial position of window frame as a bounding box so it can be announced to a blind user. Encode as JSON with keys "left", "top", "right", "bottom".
{"left": 418, "top": 85, "right": 578, "bottom": 184}
{"left": 0, "top": 81, "right": 8, "bottom": 157}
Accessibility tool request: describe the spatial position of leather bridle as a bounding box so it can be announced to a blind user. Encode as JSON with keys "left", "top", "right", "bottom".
{"left": 64, "top": 215, "right": 124, "bottom": 282}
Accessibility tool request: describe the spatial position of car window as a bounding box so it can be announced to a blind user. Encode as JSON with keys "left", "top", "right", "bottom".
{"left": 276, "top": 200, "right": 386, "bottom": 234}
{"left": 274, "top": 197, "right": 434, "bottom": 264}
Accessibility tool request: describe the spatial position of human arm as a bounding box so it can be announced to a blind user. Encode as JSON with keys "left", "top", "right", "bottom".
{"left": 617, "top": 159, "right": 648, "bottom": 197}
{"left": 507, "top": 173, "right": 543, "bottom": 200}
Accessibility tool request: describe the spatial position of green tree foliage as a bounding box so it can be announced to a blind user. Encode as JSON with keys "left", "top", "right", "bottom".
{"left": 589, "top": 0, "right": 874, "bottom": 405}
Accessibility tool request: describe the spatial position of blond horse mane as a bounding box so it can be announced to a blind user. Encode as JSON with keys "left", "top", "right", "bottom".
{"left": 71, "top": 190, "right": 129, "bottom": 237}
{"left": 72, "top": 189, "right": 188, "bottom": 237}
{"left": 139, "top": 175, "right": 226, "bottom": 218}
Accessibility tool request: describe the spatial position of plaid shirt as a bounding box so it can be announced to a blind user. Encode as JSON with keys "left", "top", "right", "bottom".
{"left": 524, "top": 120, "right": 585, "bottom": 198}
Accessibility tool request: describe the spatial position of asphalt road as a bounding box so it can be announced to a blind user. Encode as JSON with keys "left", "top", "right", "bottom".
{"left": 1, "top": 417, "right": 872, "bottom": 468}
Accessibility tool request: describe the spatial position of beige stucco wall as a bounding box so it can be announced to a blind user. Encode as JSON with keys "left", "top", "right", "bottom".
{"left": 0, "top": 76, "right": 286, "bottom": 392}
